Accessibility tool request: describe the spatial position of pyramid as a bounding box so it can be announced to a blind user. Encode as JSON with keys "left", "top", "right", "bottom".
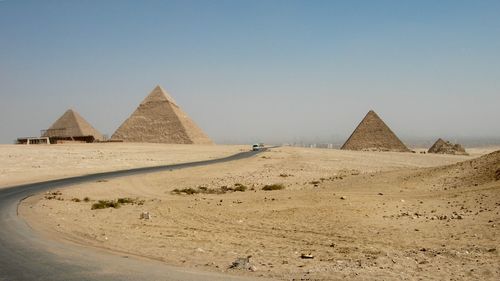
{"left": 341, "top": 110, "right": 410, "bottom": 152}
{"left": 42, "top": 109, "right": 104, "bottom": 141}
{"left": 428, "top": 138, "right": 468, "bottom": 155}
{"left": 111, "top": 85, "right": 213, "bottom": 144}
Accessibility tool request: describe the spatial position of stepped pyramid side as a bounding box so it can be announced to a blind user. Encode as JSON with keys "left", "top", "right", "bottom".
{"left": 341, "top": 110, "right": 410, "bottom": 152}
{"left": 428, "top": 138, "right": 468, "bottom": 155}
{"left": 42, "top": 109, "right": 104, "bottom": 141}
{"left": 111, "top": 86, "right": 213, "bottom": 144}
{"left": 428, "top": 138, "right": 447, "bottom": 153}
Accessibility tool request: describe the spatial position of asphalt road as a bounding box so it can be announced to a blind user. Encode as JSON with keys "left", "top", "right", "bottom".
{"left": 0, "top": 149, "right": 269, "bottom": 281}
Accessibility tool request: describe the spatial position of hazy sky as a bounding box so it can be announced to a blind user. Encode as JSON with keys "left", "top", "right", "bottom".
{"left": 1, "top": 0, "right": 499, "bottom": 145}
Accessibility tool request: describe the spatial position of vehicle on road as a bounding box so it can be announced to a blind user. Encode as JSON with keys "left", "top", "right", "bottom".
{"left": 252, "top": 144, "right": 260, "bottom": 151}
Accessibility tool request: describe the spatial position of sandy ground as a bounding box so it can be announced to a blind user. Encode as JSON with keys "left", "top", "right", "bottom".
{"left": 19, "top": 146, "right": 500, "bottom": 280}
{"left": 0, "top": 143, "right": 246, "bottom": 188}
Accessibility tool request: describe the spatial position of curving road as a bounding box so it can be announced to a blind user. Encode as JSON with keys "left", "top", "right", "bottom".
{"left": 0, "top": 149, "right": 270, "bottom": 281}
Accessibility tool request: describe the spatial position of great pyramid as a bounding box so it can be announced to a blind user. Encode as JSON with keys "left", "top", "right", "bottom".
{"left": 428, "top": 138, "right": 468, "bottom": 155}
{"left": 42, "top": 109, "right": 104, "bottom": 142}
{"left": 341, "top": 110, "right": 410, "bottom": 152}
{"left": 111, "top": 85, "right": 213, "bottom": 144}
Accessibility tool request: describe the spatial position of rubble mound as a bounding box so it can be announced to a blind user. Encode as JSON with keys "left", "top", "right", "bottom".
{"left": 421, "top": 150, "right": 500, "bottom": 188}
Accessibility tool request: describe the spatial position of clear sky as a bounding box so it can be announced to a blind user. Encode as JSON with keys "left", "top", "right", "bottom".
{"left": 1, "top": 0, "right": 499, "bottom": 145}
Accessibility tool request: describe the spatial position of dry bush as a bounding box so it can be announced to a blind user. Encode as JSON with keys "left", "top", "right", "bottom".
{"left": 172, "top": 184, "right": 248, "bottom": 195}
{"left": 262, "top": 184, "right": 285, "bottom": 191}
{"left": 92, "top": 200, "right": 120, "bottom": 210}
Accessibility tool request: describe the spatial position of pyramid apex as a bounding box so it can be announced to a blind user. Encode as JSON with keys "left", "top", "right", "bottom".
{"left": 63, "top": 108, "right": 79, "bottom": 117}
{"left": 140, "top": 85, "right": 178, "bottom": 106}
{"left": 153, "top": 84, "right": 165, "bottom": 91}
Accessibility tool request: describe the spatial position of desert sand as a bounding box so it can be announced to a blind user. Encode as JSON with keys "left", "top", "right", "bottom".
{"left": 18, "top": 145, "right": 500, "bottom": 280}
{"left": 0, "top": 143, "right": 246, "bottom": 188}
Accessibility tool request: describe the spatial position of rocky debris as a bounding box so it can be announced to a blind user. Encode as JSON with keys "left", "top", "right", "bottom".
{"left": 44, "top": 190, "right": 63, "bottom": 200}
{"left": 496, "top": 169, "right": 500, "bottom": 181}
{"left": 140, "top": 211, "right": 151, "bottom": 220}
{"left": 428, "top": 138, "right": 468, "bottom": 155}
{"left": 386, "top": 210, "right": 468, "bottom": 221}
{"left": 229, "top": 256, "right": 255, "bottom": 271}
{"left": 423, "top": 150, "right": 500, "bottom": 189}
{"left": 300, "top": 253, "right": 314, "bottom": 259}
{"left": 340, "top": 196, "right": 346, "bottom": 200}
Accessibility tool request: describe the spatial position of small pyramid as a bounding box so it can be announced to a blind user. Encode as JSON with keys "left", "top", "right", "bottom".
{"left": 428, "top": 138, "right": 468, "bottom": 155}
{"left": 111, "top": 85, "right": 213, "bottom": 144}
{"left": 428, "top": 138, "right": 447, "bottom": 152}
{"left": 42, "top": 109, "right": 104, "bottom": 141}
{"left": 341, "top": 110, "right": 410, "bottom": 152}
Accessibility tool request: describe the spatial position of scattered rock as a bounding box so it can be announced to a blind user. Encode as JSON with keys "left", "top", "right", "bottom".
{"left": 229, "top": 256, "right": 254, "bottom": 271}
{"left": 340, "top": 196, "right": 346, "bottom": 200}
{"left": 140, "top": 211, "right": 151, "bottom": 220}
{"left": 300, "top": 254, "right": 314, "bottom": 259}
{"left": 378, "top": 193, "right": 384, "bottom": 196}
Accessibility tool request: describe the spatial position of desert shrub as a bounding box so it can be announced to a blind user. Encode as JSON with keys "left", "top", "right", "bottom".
{"left": 91, "top": 200, "right": 120, "bottom": 210}
{"left": 172, "top": 188, "right": 199, "bottom": 195}
{"left": 44, "top": 190, "right": 62, "bottom": 200}
{"left": 233, "top": 183, "right": 247, "bottom": 192}
{"left": 172, "top": 184, "right": 248, "bottom": 195}
{"left": 71, "top": 198, "right": 81, "bottom": 202}
{"left": 262, "top": 184, "right": 285, "bottom": 191}
{"left": 310, "top": 181, "right": 321, "bottom": 185}
{"left": 83, "top": 197, "right": 90, "bottom": 202}
{"left": 117, "top": 197, "right": 135, "bottom": 204}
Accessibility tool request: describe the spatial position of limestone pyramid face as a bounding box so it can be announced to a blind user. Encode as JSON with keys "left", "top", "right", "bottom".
{"left": 341, "top": 110, "right": 410, "bottom": 152}
{"left": 111, "top": 85, "right": 213, "bottom": 144}
{"left": 42, "top": 109, "right": 104, "bottom": 141}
